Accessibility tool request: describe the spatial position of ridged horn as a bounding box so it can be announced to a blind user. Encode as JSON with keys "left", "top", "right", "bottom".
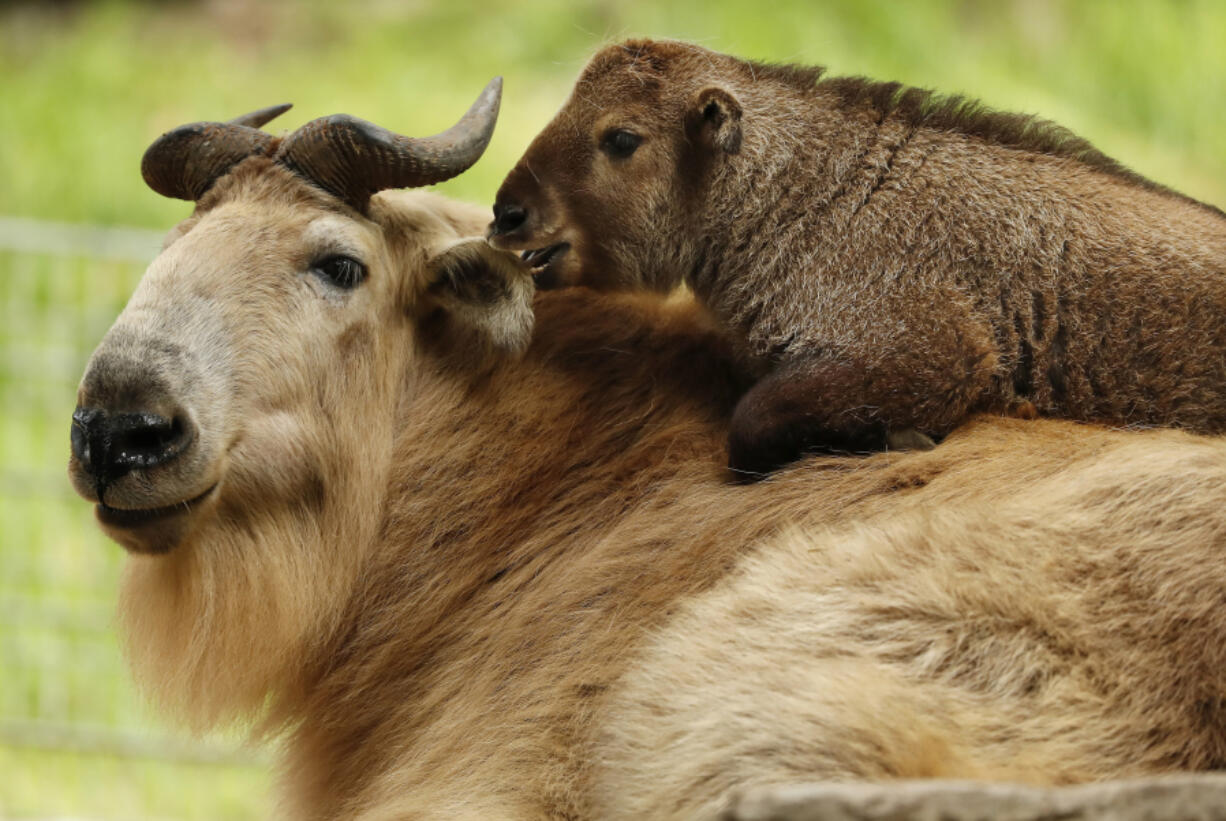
{"left": 274, "top": 77, "right": 502, "bottom": 211}
{"left": 141, "top": 103, "right": 293, "bottom": 201}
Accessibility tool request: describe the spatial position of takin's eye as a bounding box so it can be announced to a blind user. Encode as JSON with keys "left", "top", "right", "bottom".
{"left": 311, "top": 254, "right": 368, "bottom": 289}
{"left": 599, "top": 129, "right": 642, "bottom": 160}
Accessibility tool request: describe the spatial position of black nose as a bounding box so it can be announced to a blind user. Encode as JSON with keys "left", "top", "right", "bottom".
{"left": 490, "top": 201, "right": 527, "bottom": 236}
{"left": 71, "top": 407, "right": 192, "bottom": 483}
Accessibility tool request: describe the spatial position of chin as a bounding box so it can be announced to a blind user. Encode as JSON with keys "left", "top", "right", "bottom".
{"left": 95, "top": 484, "right": 219, "bottom": 554}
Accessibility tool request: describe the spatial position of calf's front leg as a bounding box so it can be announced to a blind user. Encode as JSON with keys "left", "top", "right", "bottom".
{"left": 727, "top": 325, "right": 998, "bottom": 478}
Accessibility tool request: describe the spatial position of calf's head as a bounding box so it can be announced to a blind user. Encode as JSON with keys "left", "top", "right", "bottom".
{"left": 489, "top": 40, "right": 745, "bottom": 291}
{"left": 67, "top": 84, "right": 531, "bottom": 724}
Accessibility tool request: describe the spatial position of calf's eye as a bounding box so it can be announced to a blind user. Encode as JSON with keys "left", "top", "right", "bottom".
{"left": 311, "top": 255, "right": 367, "bottom": 289}
{"left": 600, "top": 129, "right": 642, "bottom": 160}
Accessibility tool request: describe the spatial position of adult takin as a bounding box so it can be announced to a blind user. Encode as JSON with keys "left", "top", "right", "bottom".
{"left": 68, "top": 88, "right": 1226, "bottom": 819}
{"left": 489, "top": 39, "right": 1226, "bottom": 476}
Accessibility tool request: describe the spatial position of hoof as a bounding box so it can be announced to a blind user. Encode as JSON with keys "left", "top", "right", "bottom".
{"left": 885, "top": 428, "right": 936, "bottom": 451}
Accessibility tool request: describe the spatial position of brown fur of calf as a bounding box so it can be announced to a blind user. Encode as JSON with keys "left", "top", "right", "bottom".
{"left": 491, "top": 39, "right": 1226, "bottom": 476}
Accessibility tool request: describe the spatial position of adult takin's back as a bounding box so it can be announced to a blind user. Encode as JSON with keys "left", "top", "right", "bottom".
{"left": 490, "top": 39, "right": 1226, "bottom": 476}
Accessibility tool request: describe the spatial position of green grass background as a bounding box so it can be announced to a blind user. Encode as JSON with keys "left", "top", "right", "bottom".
{"left": 1, "top": 0, "right": 1223, "bottom": 817}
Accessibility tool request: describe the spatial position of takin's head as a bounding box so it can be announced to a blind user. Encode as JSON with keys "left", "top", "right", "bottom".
{"left": 69, "top": 79, "right": 526, "bottom": 556}
{"left": 66, "top": 83, "right": 531, "bottom": 725}
{"left": 489, "top": 40, "right": 752, "bottom": 292}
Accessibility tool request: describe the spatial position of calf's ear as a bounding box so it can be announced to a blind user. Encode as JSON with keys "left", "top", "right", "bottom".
{"left": 422, "top": 239, "right": 535, "bottom": 355}
{"left": 688, "top": 87, "right": 743, "bottom": 154}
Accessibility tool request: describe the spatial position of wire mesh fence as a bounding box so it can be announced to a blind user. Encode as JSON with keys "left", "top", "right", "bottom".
{"left": 0, "top": 218, "right": 269, "bottom": 819}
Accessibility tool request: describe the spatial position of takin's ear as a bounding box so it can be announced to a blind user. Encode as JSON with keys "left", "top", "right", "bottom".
{"left": 687, "top": 86, "right": 743, "bottom": 155}
{"left": 421, "top": 238, "right": 535, "bottom": 356}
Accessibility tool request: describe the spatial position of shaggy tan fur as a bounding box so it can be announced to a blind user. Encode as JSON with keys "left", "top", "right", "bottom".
{"left": 593, "top": 440, "right": 1226, "bottom": 818}
{"left": 490, "top": 39, "right": 1226, "bottom": 475}
{"left": 73, "top": 160, "right": 534, "bottom": 729}
{"left": 72, "top": 164, "right": 1226, "bottom": 819}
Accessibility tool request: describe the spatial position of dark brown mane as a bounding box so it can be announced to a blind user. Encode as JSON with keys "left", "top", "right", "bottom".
{"left": 740, "top": 59, "right": 827, "bottom": 91}
{"left": 747, "top": 59, "right": 1224, "bottom": 218}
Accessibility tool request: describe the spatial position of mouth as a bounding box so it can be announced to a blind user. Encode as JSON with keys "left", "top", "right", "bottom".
{"left": 520, "top": 243, "right": 570, "bottom": 286}
{"left": 97, "top": 483, "right": 218, "bottom": 530}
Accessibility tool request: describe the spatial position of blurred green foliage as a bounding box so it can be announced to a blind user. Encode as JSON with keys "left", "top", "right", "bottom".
{"left": 0, "top": 0, "right": 1223, "bottom": 230}
{"left": 1, "top": 0, "right": 1223, "bottom": 818}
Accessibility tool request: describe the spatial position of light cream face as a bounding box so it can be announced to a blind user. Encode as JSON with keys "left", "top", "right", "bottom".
{"left": 69, "top": 175, "right": 532, "bottom": 555}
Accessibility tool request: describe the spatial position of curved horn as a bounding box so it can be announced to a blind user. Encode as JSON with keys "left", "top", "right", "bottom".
{"left": 275, "top": 77, "right": 502, "bottom": 211}
{"left": 141, "top": 103, "right": 292, "bottom": 201}
{"left": 229, "top": 102, "right": 292, "bottom": 129}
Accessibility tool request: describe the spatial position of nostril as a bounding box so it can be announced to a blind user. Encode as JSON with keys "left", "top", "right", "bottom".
{"left": 70, "top": 407, "right": 193, "bottom": 482}
{"left": 111, "top": 413, "right": 191, "bottom": 471}
{"left": 491, "top": 202, "right": 527, "bottom": 236}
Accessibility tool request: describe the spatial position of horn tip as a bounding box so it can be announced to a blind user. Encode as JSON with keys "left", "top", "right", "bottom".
{"left": 230, "top": 103, "right": 295, "bottom": 130}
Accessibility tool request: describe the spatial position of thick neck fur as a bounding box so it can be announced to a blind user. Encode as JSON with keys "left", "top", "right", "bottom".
{"left": 120, "top": 318, "right": 405, "bottom": 733}
{"left": 278, "top": 291, "right": 750, "bottom": 818}
{"left": 119, "top": 421, "right": 395, "bottom": 735}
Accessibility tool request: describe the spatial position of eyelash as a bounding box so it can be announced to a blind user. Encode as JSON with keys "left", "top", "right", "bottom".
{"left": 600, "top": 129, "right": 642, "bottom": 159}
{"left": 311, "top": 254, "right": 367, "bottom": 289}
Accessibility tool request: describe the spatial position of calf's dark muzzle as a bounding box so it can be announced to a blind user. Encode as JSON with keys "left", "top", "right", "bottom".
{"left": 489, "top": 201, "right": 527, "bottom": 237}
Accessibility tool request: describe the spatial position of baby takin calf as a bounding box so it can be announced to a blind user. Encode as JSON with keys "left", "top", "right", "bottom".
{"left": 490, "top": 39, "right": 1226, "bottom": 476}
